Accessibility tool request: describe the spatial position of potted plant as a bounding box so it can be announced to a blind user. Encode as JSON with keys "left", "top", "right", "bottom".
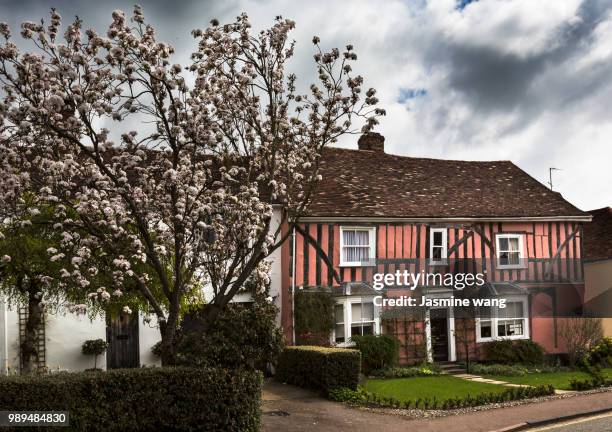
{"left": 82, "top": 339, "right": 109, "bottom": 370}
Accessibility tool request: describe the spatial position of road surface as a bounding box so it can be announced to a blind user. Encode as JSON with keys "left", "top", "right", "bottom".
{"left": 526, "top": 412, "right": 612, "bottom": 431}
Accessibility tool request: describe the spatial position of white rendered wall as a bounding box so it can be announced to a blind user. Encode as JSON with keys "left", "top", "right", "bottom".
{"left": 0, "top": 303, "right": 160, "bottom": 373}
{"left": 139, "top": 314, "right": 162, "bottom": 367}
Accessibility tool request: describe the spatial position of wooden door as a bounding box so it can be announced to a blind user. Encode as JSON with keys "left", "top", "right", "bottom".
{"left": 430, "top": 309, "right": 449, "bottom": 362}
{"left": 106, "top": 310, "right": 140, "bottom": 369}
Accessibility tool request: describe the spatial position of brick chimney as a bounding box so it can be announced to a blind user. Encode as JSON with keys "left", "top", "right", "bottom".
{"left": 358, "top": 132, "right": 385, "bottom": 152}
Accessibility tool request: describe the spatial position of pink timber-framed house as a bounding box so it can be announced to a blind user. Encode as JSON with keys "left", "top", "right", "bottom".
{"left": 277, "top": 133, "right": 591, "bottom": 364}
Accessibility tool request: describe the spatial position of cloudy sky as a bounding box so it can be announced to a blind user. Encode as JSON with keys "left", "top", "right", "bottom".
{"left": 1, "top": 0, "right": 611, "bottom": 211}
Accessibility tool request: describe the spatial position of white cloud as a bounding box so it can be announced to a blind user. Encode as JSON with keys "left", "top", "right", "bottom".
{"left": 2, "top": 0, "right": 610, "bottom": 210}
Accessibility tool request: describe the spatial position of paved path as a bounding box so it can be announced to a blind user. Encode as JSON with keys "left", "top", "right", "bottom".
{"left": 452, "top": 373, "right": 574, "bottom": 395}
{"left": 262, "top": 380, "right": 612, "bottom": 432}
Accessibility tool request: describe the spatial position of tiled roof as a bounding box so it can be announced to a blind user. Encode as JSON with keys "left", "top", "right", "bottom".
{"left": 584, "top": 207, "right": 612, "bottom": 261}
{"left": 306, "top": 147, "right": 587, "bottom": 219}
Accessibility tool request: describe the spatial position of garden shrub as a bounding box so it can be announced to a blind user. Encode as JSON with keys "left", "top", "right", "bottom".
{"left": 0, "top": 367, "right": 262, "bottom": 431}
{"left": 328, "top": 384, "right": 555, "bottom": 410}
{"left": 276, "top": 346, "right": 361, "bottom": 394}
{"left": 351, "top": 334, "right": 400, "bottom": 374}
{"left": 585, "top": 337, "right": 612, "bottom": 367}
{"left": 485, "top": 340, "right": 545, "bottom": 365}
{"left": 176, "top": 291, "right": 284, "bottom": 371}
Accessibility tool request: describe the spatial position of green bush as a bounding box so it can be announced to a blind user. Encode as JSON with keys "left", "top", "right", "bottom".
{"left": 371, "top": 364, "right": 440, "bottom": 379}
{"left": 585, "top": 337, "right": 612, "bottom": 367}
{"left": 484, "top": 340, "right": 545, "bottom": 365}
{"left": 329, "top": 384, "right": 555, "bottom": 410}
{"left": 351, "top": 334, "right": 400, "bottom": 374}
{"left": 0, "top": 367, "right": 262, "bottom": 432}
{"left": 276, "top": 346, "right": 361, "bottom": 394}
{"left": 176, "top": 292, "right": 284, "bottom": 371}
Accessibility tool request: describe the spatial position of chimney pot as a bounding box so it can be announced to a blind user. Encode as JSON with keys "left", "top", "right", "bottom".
{"left": 358, "top": 132, "right": 385, "bottom": 152}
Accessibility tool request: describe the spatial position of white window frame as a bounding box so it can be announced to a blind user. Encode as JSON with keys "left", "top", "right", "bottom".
{"left": 339, "top": 226, "right": 376, "bottom": 267}
{"left": 475, "top": 297, "right": 529, "bottom": 343}
{"left": 429, "top": 228, "right": 448, "bottom": 265}
{"left": 331, "top": 296, "right": 380, "bottom": 347}
{"left": 495, "top": 233, "right": 525, "bottom": 269}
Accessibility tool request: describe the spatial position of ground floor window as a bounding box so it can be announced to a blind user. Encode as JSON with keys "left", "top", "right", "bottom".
{"left": 476, "top": 297, "right": 529, "bottom": 342}
{"left": 332, "top": 297, "right": 379, "bottom": 346}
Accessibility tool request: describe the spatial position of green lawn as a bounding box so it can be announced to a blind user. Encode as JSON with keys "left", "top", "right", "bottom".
{"left": 363, "top": 376, "right": 507, "bottom": 402}
{"left": 483, "top": 368, "right": 612, "bottom": 391}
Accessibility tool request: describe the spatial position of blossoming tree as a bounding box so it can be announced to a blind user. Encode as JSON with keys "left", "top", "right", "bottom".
{"left": 0, "top": 7, "right": 383, "bottom": 364}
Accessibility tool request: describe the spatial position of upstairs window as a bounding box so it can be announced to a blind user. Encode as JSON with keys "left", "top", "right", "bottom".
{"left": 340, "top": 227, "right": 376, "bottom": 266}
{"left": 429, "top": 228, "right": 448, "bottom": 265}
{"left": 496, "top": 234, "right": 524, "bottom": 268}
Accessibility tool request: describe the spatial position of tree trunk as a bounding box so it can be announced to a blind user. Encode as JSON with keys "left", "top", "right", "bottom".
{"left": 20, "top": 288, "right": 42, "bottom": 374}
{"left": 158, "top": 311, "right": 179, "bottom": 366}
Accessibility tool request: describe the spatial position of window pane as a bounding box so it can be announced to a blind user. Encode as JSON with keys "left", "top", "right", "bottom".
{"left": 498, "top": 322, "right": 507, "bottom": 337}
{"left": 343, "top": 246, "right": 370, "bottom": 263}
{"left": 499, "top": 237, "right": 509, "bottom": 251}
{"left": 362, "top": 302, "right": 374, "bottom": 320}
{"left": 510, "top": 320, "right": 524, "bottom": 335}
{"left": 508, "top": 251, "right": 520, "bottom": 265}
{"left": 508, "top": 237, "right": 519, "bottom": 251}
{"left": 499, "top": 251, "right": 509, "bottom": 265}
{"left": 343, "top": 230, "right": 369, "bottom": 246}
{"left": 343, "top": 230, "right": 355, "bottom": 246}
{"left": 433, "top": 231, "right": 442, "bottom": 246}
{"left": 480, "top": 320, "right": 492, "bottom": 338}
{"left": 351, "top": 303, "right": 362, "bottom": 322}
{"left": 362, "top": 324, "right": 374, "bottom": 335}
{"left": 334, "top": 304, "right": 344, "bottom": 323}
{"left": 432, "top": 246, "right": 442, "bottom": 260}
{"left": 335, "top": 324, "right": 345, "bottom": 343}
{"left": 355, "top": 230, "right": 369, "bottom": 246}
{"left": 351, "top": 323, "right": 374, "bottom": 337}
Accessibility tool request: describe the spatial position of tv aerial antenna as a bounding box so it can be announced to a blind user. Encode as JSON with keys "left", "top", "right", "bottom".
{"left": 548, "top": 167, "right": 562, "bottom": 191}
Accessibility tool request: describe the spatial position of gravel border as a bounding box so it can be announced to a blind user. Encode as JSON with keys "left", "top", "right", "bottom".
{"left": 354, "top": 386, "right": 612, "bottom": 419}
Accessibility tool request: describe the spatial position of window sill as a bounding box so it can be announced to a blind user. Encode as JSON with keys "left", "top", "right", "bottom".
{"left": 339, "top": 262, "right": 377, "bottom": 268}
{"left": 496, "top": 264, "right": 528, "bottom": 270}
{"left": 476, "top": 335, "right": 529, "bottom": 343}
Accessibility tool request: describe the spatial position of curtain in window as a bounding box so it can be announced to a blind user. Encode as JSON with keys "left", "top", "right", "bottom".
{"left": 343, "top": 230, "right": 371, "bottom": 262}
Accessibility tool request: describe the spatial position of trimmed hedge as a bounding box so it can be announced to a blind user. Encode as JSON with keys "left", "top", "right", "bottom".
{"left": 276, "top": 346, "right": 361, "bottom": 393}
{"left": 0, "top": 367, "right": 262, "bottom": 431}
{"left": 329, "top": 384, "right": 555, "bottom": 410}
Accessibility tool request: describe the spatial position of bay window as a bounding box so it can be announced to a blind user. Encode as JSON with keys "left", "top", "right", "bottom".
{"left": 476, "top": 298, "right": 528, "bottom": 342}
{"left": 332, "top": 298, "right": 379, "bottom": 346}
